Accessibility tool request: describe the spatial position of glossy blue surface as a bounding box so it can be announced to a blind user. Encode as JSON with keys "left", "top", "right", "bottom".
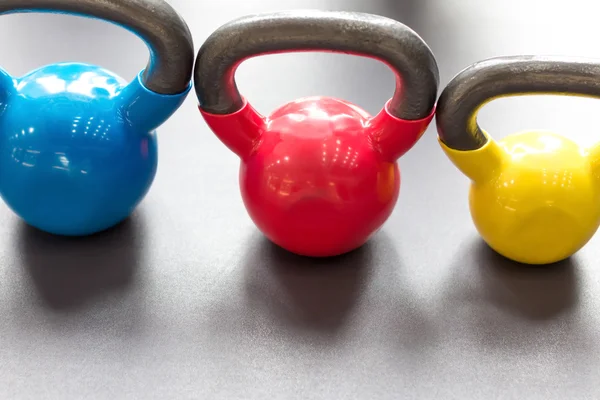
{"left": 0, "top": 63, "right": 190, "bottom": 235}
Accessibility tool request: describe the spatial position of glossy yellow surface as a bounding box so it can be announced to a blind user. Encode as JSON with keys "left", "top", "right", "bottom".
{"left": 440, "top": 130, "right": 600, "bottom": 264}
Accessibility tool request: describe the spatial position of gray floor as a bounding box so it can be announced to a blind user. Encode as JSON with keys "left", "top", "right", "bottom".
{"left": 2, "top": 0, "right": 600, "bottom": 398}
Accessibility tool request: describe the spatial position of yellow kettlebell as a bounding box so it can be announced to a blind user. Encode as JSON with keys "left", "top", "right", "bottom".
{"left": 436, "top": 55, "right": 600, "bottom": 265}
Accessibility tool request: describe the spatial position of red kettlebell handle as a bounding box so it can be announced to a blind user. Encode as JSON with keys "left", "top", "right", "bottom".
{"left": 194, "top": 10, "right": 439, "bottom": 161}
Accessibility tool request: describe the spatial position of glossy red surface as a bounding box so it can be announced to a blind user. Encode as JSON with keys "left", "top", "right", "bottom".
{"left": 201, "top": 97, "right": 434, "bottom": 257}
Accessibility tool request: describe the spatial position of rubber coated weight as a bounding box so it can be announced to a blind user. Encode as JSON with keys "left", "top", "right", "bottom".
{"left": 0, "top": 0, "right": 194, "bottom": 235}
{"left": 195, "top": 10, "right": 439, "bottom": 257}
{"left": 437, "top": 55, "right": 600, "bottom": 264}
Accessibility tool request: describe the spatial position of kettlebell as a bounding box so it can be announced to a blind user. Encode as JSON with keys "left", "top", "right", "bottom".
{"left": 195, "top": 10, "right": 439, "bottom": 257}
{"left": 0, "top": 0, "right": 194, "bottom": 235}
{"left": 437, "top": 55, "right": 600, "bottom": 265}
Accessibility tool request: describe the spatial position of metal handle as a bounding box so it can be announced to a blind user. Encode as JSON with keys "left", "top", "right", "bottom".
{"left": 436, "top": 55, "right": 600, "bottom": 151}
{"left": 193, "top": 10, "right": 439, "bottom": 119}
{"left": 0, "top": 0, "right": 194, "bottom": 94}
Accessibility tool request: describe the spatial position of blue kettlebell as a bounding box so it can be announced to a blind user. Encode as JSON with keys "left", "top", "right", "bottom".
{"left": 0, "top": 0, "right": 194, "bottom": 235}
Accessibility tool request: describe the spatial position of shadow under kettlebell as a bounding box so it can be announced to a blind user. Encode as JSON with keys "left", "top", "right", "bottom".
{"left": 473, "top": 238, "right": 579, "bottom": 320}
{"left": 16, "top": 213, "right": 144, "bottom": 311}
{"left": 242, "top": 233, "right": 374, "bottom": 335}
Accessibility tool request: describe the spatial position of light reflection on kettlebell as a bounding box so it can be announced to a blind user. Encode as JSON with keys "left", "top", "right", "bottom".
{"left": 0, "top": 0, "right": 194, "bottom": 236}
{"left": 437, "top": 55, "right": 600, "bottom": 265}
{"left": 194, "top": 10, "right": 439, "bottom": 257}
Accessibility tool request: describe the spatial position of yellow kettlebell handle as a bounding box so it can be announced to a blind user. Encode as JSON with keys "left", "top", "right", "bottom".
{"left": 436, "top": 55, "right": 600, "bottom": 182}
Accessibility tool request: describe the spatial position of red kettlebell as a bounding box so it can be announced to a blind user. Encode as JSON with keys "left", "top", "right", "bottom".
{"left": 194, "top": 10, "right": 439, "bottom": 257}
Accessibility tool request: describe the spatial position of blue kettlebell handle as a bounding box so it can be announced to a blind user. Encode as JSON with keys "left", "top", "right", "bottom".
{"left": 0, "top": 0, "right": 194, "bottom": 131}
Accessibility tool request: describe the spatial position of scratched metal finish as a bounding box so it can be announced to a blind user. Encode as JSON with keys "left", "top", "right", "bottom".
{"left": 1, "top": 0, "right": 600, "bottom": 399}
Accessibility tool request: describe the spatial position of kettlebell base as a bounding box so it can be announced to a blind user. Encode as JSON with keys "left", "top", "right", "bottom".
{"left": 264, "top": 234, "right": 371, "bottom": 258}
{"left": 473, "top": 205, "right": 594, "bottom": 265}
{"left": 19, "top": 212, "right": 135, "bottom": 237}
{"left": 483, "top": 241, "right": 574, "bottom": 266}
